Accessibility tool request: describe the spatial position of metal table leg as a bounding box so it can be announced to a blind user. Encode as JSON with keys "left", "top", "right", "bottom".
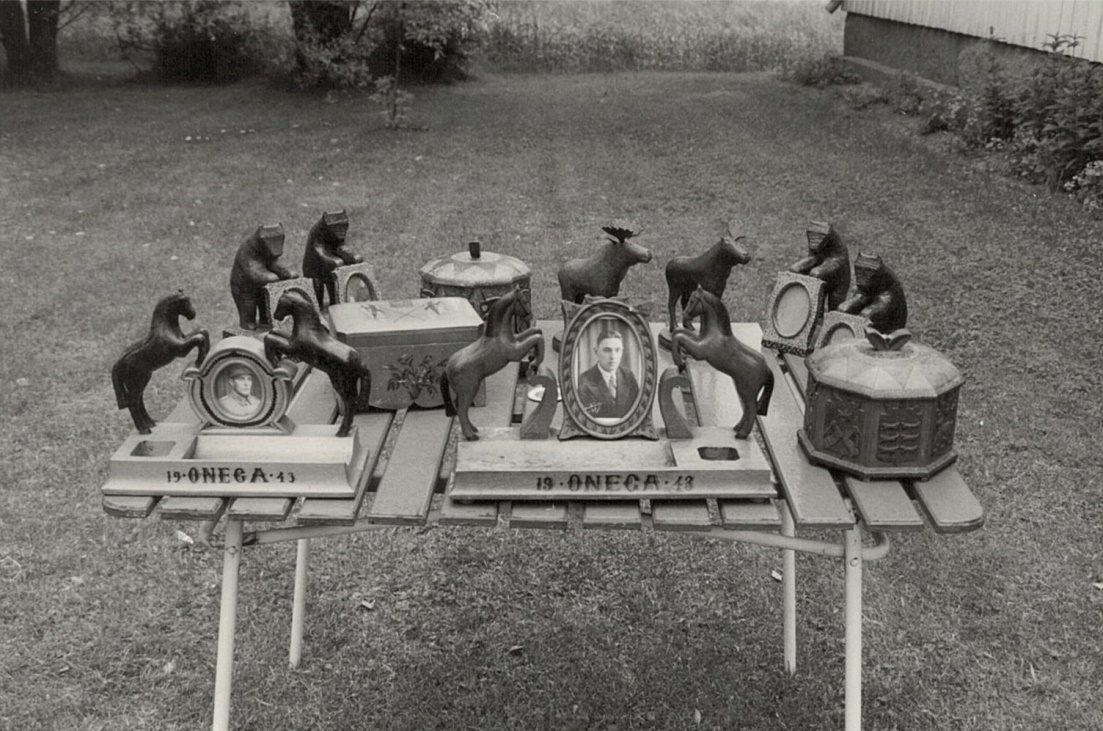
{"left": 781, "top": 502, "right": 797, "bottom": 676}
{"left": 212, "top": 520, "right": 244, "bottom": 731}
{"left": 844, "top": 525, "right": 863, "bottom": 731}
{"left": 290, "top": 538, "right": 309, "bottom": 668}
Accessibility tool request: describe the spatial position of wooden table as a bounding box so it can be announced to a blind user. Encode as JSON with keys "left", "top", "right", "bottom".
{"left": 101, "top": 322, "right": 984, "bottom": 731}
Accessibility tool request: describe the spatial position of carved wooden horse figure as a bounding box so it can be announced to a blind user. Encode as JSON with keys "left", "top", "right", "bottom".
{"left": 665, "top": 233, "right": 750, "bottom": 334}
{"left": 670, "top": 286, "right": 773, "bottom": 440}
{"left": 442, "top": 287, "right": 544, "bottom": 440}
{"left": 263, "top": 290, "right": 371, "bottom": 437}
{"left": 112, "top": 290, "right": 210, "bottom": 434}
{"left": 557, "top": 225, "right": 652, "bottom": 303}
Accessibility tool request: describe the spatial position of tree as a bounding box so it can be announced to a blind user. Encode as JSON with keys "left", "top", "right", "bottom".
{"left": 288, "top": 0, "right": 355, "bottom": 47}
{"left": 0, "top": 0, "right": 61, "bottom": 84}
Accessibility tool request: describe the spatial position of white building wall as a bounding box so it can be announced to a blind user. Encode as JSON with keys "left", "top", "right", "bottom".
{"left": 843, "top": 0, "right": 1103, "bottom": 63}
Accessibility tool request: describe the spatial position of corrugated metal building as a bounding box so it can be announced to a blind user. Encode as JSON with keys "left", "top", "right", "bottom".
{"left": 836, "top": 0, "right": 1103, "bottom": 85}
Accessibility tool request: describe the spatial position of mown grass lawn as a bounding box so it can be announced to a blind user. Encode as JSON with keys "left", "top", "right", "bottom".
{"left": 1, "top": 64, "right": 1101, "bottom": 730}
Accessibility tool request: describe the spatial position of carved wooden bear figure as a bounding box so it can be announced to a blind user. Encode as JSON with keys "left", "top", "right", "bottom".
{"left": 788, "top": 221, "right": 850, "bottom": 310}
{"left": 838, "top": 253, "right": 908, "bottom": 333}
{"left": 230, "top": 223, "right": 295, "bottom": 330}
{"left": 302, "top": 209, "right": 363, "bottom": 308}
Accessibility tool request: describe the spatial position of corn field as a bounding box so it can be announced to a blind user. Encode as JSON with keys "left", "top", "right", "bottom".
{"left": 482, "top": 0, "right": 844, "bottom": 73}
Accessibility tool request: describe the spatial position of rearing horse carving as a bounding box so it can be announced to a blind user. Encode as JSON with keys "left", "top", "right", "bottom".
{"left": 442, "top": 287, "right": 544, "bottom": 441}
{"left": 112, "top": 290, "right": 210, "bottom": 434}
{"left": 557, "top": 226, "right": 652, "bottom": 304}
{"left": 263, "top": 290, "right": 370, "bottom": 438}
{"left": 670, "top": 286, "right": 773, "bottom": 440}
{"left": 665, "top": 233, "right": 750, "bottom": 334}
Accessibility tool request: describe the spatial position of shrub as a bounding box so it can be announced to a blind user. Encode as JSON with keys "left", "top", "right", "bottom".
{"left": 111, "top": 0, "right": 262, "bottom": 83}
{"left": 907, "top": 33, "right": 1101, "bottom": 210}
{"left": 290, "top": 33, "right": 376, "bottom": 90}
{"left": 371, "top": 0, "right": 492, "bottom": 81}
{"left": 1064, "top": 160, "right": 1103, "bottom": 215}
{"left": 287, "top": 0, "right": 493, "bottom": 89}
{"left": 778, "top": 53, "right": 861, "bottom": 88}
{"left": 1008, "top": 35, "right": 1103, "bottom": 190}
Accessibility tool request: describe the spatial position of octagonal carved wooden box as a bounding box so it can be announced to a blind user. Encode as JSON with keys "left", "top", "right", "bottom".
{"left": 798, "top": 329, "right": 963, "bottom": 481}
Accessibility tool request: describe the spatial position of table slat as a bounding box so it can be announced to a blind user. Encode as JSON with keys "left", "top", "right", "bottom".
{"left": 681, "top": 323, "right": 763, "bottom": 429}
{"left": 286, "top": 366, "right": 339, "bottom": 424}
{"left": 910, "top": 468, "right": 985, "bottom": 533}
{"left": 756, "top": 353, "right": 854, "bottom": 529}
{"left": 509, "top": 501, "right": 569, "bottom": 529}
{"left": 782, "top": 352, "right": 809, "bottom": 400}
{"left": 582, "top": 502, "right": 643, "bottom": 530}
{"left": 296, "top": 411, "right": 393, "bottom": 525}
{"left": 483, "top": 361, "right": 524, "bottom": 423}
{"left": 781, "top": 351, "right": 927, "bottom": 532}
{"left": 719, "top": 499, "right": 783, "bottom": 530}
{"left": 846, "top": 478, "right": 926, "bottom": 532}
{"left": 226, "top": 498, "right": 294, "bottom": 522}
{"left": 651, "top": 500, "right": 712, "bottom": 531}
{"left": 102, "top": 494, "right": 159, "bottom": 519}
{"left": 158, "top": 496, "right": 227, "bottom": 521}
{"left": 366, "top": 409, "right": 453, "bottom": 525}
{"left": 439, "top": 474, "right": 499, "bottom": 527}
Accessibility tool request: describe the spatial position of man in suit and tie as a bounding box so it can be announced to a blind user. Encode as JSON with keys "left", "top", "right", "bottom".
{"left": 576, "top": 327, "right": 639, "bottom": 419}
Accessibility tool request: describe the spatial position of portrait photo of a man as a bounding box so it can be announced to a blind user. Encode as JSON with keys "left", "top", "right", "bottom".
{"left": 217, "top": 364, "right": 262, "bottom": 419}
{"left": 575, "top": 322, "right": 640, "bottom": 420}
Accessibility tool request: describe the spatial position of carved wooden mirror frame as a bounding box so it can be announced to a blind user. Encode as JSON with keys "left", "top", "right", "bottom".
{"left": 264, "top": 277, "right": 320, "bottom": 327}
{"left": 761, "top": 272, "right": 826, "bottom": 356}
{"left": 334, "top": 263, "right": 380, "bottom": 304}
{"left": 813, "top": 311, "right": 870, "bottom": 351}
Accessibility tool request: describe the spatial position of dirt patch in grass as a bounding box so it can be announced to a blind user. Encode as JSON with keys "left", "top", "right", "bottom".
{"left": 1, "top": 70, "right": 1101, "bottom": 730}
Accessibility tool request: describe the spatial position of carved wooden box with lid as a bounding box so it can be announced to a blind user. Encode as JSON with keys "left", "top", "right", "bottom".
{"left": 798, "top": 329, "right": 963, "bottom": 481}
{"left": 419, "top": 241, "right": 534, "bottom": 330}
{"left": 328, "top": 297, "right": 482, "bottom": 410}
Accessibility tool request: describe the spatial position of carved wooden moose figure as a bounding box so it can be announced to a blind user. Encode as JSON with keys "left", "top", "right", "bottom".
{"left": 664, "top": 231, "right": 751, "bottom": 335}
{"left": 441, "top": 287, "right": 544, "bottom": 441}
{"left": 557, "top": 225, "right": 652, "bottom": 303}
{"left": 670, "top": 286, "right": 773, "bottom": 440}
{"left": 263, "top": 290, "right": 371, "bottom": 438}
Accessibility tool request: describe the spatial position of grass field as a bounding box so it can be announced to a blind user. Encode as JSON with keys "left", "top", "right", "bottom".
{"left": 2, "top": 3, "right": 1102, "bottom": 731}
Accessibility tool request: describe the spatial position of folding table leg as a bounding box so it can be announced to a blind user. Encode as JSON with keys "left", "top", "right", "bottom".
{"left": 781, "top": 502, "right": 797, "bottom": 676}
{"left": 290, "top": 538, "right": 310, "bottom": 668}
{"left": 212, "top": 519, "right": 244, "bottom": 731}
{"left": 844, "top": 526, "right": 863, "bottom": 731}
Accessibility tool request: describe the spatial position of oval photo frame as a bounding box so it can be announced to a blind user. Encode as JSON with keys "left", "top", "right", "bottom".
{"left": 207, "top": 357, "right": 275, "bottom": 427}
{"left": 184, "top": 336, "right": 294, "bottom": 430}
{"left": 559, "top": 299, "right": 658, "bottom": 440}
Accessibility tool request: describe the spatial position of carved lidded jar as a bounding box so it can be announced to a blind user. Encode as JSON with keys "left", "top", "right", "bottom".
{"left": 798, "top": 329, "right": 962, "bottom": 481}
{"left": 419, "top": 241, "right": 534, "bottom": 330}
